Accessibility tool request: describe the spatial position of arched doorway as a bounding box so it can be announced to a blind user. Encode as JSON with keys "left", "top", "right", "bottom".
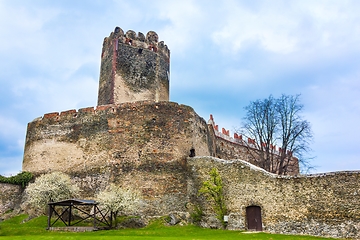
{"left": 246, "top": 206, "right": 262, "bottom": 231}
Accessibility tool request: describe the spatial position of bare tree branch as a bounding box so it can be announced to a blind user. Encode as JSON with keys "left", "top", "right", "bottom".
{"left": 239, "top": 94, "right": 313, "bottom": 175}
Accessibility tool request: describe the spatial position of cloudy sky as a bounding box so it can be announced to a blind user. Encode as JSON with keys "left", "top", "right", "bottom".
{"left": 1, "top": 0, "right": 360, "bottom": 175}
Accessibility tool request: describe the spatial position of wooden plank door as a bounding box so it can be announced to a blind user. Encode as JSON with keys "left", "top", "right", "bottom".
{"left": 246, "top": 206, "right": 262, "bottom": 231}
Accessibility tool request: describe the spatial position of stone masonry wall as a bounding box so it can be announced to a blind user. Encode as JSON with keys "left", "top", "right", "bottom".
{"left": 98, "top": 27, "right": 170, "bottom": 105}
{"left": 0, "top": 183, "right": 23, "bottom": 216}
{"left": 21, "top": 99, "right": 303, "bottom": 216}
{"left": 23, "top": 101, "right": 212, "bottom": 215}
{"left": 208, "top": 122, "right": 299, "bottom": 175}
{"left": 188, "top": 156, "right": 360, "bottom": 239}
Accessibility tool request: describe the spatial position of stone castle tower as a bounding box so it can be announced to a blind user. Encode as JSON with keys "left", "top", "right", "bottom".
{"left": 97, "top": 27, "right": 170, "bottom": 105}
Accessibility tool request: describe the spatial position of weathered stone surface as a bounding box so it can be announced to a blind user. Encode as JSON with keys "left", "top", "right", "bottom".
{"left": 167, "top": 211, "right": 191, "bottom": 226}
{"left": 98, "top": 27, "right": 170, "bottom": 105}
{"left": 200, "top": 216, "right": 223, "bottom": 229}
{"left": 23, "top": 101, "right": 212, "bottom": 215}
{"left": 21, "top": 97, "right": 301, "bottom": 216}
{"left": 0, "top": 183, "right": 23, "bottom": 216}
{"left": 21, "top": 96, "right": 303, "bottom": 218}
{"left": 117, "top": 217, "right": 147, "bottom": 229}
{"left": 187, "top": 156, "right": 360, "bottom": 239}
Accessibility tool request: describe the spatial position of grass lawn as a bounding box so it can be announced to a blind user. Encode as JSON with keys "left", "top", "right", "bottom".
{"left": 0, "top": 214, "right": 338, "bottom": 240}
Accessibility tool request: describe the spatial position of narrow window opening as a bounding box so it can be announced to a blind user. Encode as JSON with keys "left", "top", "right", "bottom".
{"left": 189, "top": 148, "right": 195, "bottom": 157}
{"left": 126, "top": 38, "right": 133, "bottom": 45}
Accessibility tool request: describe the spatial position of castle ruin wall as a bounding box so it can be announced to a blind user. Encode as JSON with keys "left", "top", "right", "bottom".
{"left": 0, "top": 183, "right": 23, "bottom": 216}
{"left": 188, "top": 156, "right": 360, "bottom": 239}
{"left": 22, "top": 101, "right": 213, "bottom": 215}
{"left": 207, "top": 119, "right": 299, "bottom": 175}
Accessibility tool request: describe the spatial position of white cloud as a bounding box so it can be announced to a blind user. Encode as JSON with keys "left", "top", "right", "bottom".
{"left": 153, "top": 0, "right": 207, "bottom": 55}
{"left": 0, "top": 2, "right": 60, "bottom": 55}
{"left": 211, "top": 1, "right": 299, "bottom": 54}
{"left": 211, "top": 0, "right": 360, "bottom": 55}
{"left": 0, "top": 1, "right": 102, "bottom": 117}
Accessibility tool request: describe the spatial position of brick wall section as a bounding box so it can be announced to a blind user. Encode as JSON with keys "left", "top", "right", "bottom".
{"left": 0, "top": 183, "right": 23, "bottom": 215}
{"left": 187, "top": 156, "right": 360, "bottom": 239}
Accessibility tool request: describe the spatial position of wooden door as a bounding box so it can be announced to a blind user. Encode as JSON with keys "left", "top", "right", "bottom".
{"left": 246, "top": 206, "right": 262, "bottom": 231}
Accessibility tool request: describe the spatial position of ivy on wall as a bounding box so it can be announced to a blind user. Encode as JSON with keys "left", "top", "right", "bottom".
{"left": 0, "top": 172, "right": 33, "bottom": 188}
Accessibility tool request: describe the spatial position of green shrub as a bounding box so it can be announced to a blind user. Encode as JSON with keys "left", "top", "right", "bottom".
{"left": 198, "top": 168, "right": 227, "bottom": 228}
{"left": 0, "top": 172, "right": 33, "bottom": 187}
{"left": 190, "top": 204, "right": 204, "bottom": 224}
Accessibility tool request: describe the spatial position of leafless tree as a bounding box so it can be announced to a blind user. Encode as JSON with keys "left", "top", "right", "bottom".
{"left": 240, "top": 94, "right": 313, "bottom": 175}
{"left": 276, "top": 94, "right": 313, "bottom": 174}
{"left": 243, "top": 95, "right": 278, "bottom": 172}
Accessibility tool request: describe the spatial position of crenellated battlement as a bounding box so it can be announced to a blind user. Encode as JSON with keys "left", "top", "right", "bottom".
{"left": 104, "top": 27, "right": 170, "bottom": 59}
{"left": 208, "top": 114, "right": 293, "bottom": 157}
{"left": 208, "top": 114, "right": 249, "bottom": 146}
{"left": 32, "top": 100, "right": 165, "bottom": 123}
{"left": 98, "top": 26, "right": 170, "bottom": 106}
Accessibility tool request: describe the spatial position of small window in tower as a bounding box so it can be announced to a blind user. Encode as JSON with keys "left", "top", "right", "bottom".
{"left": 189, "top": 148, "right": 195, "bottom": 157}
{"left": 138, "top": 48, "right": 143, "bottom": 54}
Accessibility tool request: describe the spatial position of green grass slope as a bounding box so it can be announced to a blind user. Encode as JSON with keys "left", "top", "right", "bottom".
{"left": 0, "top": 215, "right": 338, "bottom": 240}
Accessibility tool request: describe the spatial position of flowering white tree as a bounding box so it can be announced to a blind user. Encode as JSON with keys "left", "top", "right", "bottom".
{"left": 96, "top": 184, "right": 140, "bottom": 226}
{"left": 25, "top": 172, "right": 79, "bottom": 213}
